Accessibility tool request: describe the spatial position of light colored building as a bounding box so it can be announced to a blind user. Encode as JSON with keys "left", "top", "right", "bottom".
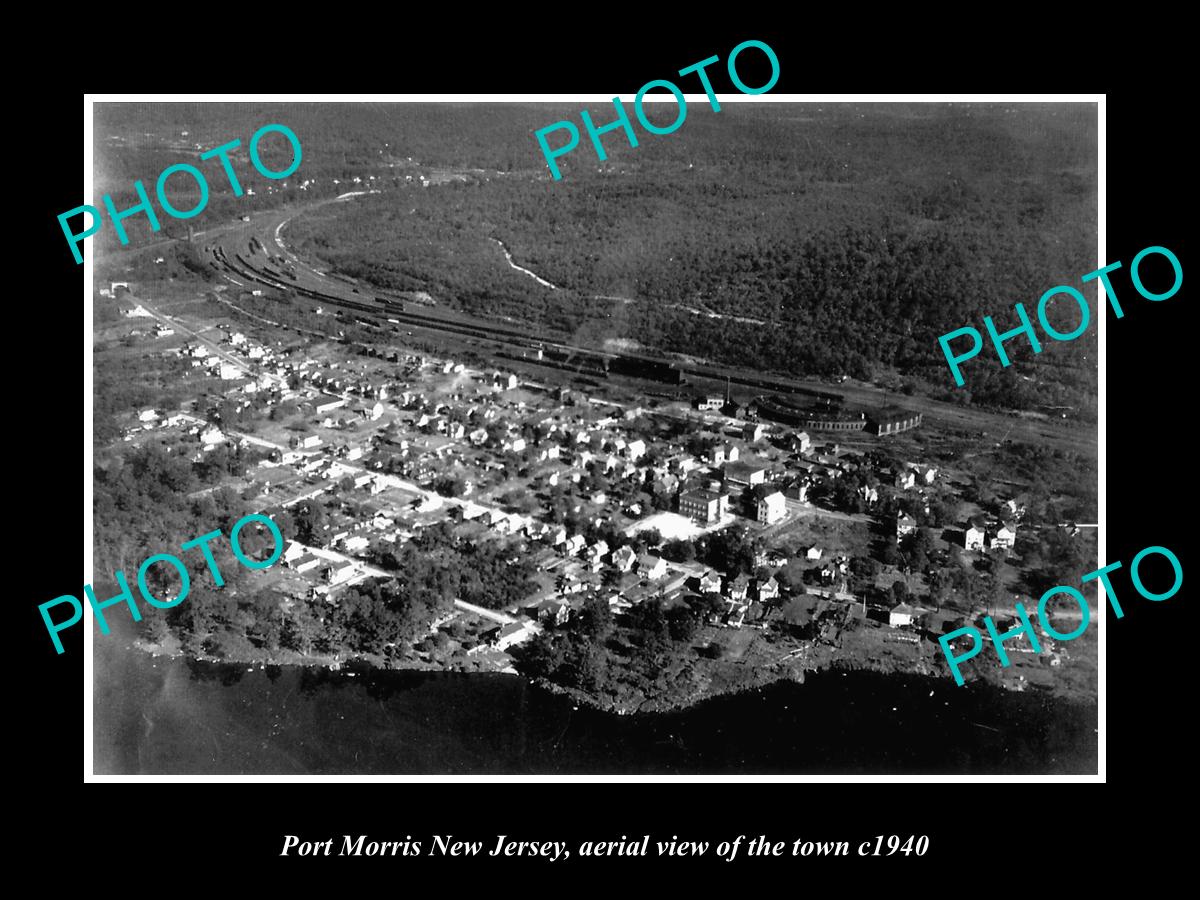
{"left": 724, "top": 461, "right": 767, "bottom": 488}
{"left": 757, "top": 491, "right": 786, "bottom": 525}
{"left": 612, "top": 545, "right": 637, "bottom": 573}
{"left": 638, "top": 554, "right": 668, "bottom": 580}
{"left": 964, "top": 524, "right": 986, "bottom": 551}
{"left": 990, "top": 524, "right": 1017, "bottom": 550}
{"left": 199, "top": 425, "right": 224, "bottom": 448}
{"left": 756, "top": 577, "right": 780, "bottom": 602}
{"left": 491, "top": 620, "right": 540, "bottom": 651}
{"left": 727, "top": 574, "right": 750, "bottom": 601}
{"left": 314, "top": 394, "right": 346, "bottom": 414}
{"left": 743, "top": 422, "right": 766, "bottom": 443}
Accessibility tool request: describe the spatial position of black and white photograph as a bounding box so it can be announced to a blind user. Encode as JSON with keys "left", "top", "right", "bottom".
{"left": 82, "top": 94, "right": 1102, "bottom": 776}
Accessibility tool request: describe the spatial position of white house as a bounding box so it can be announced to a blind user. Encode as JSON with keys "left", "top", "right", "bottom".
{"left": 964, "top": 524, "right": 986, "bottom": 551}
{"left": 757, "top": 491, "right": 787, "bottom": 525}
{"left": 612, "top": 545, "right": 637, "bottom": 573}
{"left": 199, "top": 426, "right": 224, "bottom": 448}
{"left": 638, "top": 554, "right": 668, "bottom": 580}
{"left": 341, "top": 535, "right": 370, "bottom": 554}
{"left": 990, "top": 524, "right": 1017, "bottom": 550}
{"left": 323, "top": 561, "right": 357, "bottom": 586}
{"left": 805, "top": 546, "right": 824, "bottom": 561}
{"left": 492, "top": 620, "right": 540, "bottom": 651}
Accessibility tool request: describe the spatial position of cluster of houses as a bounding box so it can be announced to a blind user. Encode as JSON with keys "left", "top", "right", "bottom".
{"left": 113, "top": 309, "right": 1045, "bottom": 669}
{"left": 963, "top": 520, "right": 1018, "bottom": 552}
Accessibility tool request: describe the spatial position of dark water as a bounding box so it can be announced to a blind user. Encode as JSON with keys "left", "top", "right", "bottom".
{"left": 94, "top": 644, "right": 1097, "bottom": 774}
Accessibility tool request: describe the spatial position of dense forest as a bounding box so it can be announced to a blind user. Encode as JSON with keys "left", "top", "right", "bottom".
{"left": 95, "top": 102, "right": 1098, "bottom": 412}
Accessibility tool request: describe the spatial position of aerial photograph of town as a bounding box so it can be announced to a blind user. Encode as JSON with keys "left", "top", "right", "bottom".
{"left": 89, "top": 100, "right": 1099, "bottom": 774}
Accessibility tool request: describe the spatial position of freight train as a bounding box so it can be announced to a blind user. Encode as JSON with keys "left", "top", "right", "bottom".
{"left": 209, "top": 238, "right": 845, "bottom": 401}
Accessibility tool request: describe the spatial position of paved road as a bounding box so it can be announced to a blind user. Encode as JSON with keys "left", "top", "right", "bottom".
{"left": 133, "top": 297, "right": 256, "bottom": 377}
{"left": 451, "top": 598, "right": 517, "bottom": 625}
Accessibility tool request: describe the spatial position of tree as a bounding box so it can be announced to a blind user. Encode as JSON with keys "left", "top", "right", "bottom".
{"left": 140, "top": 613, "right": 171, "bottom": 645}
{"left": 578, "top": 595, "right": 614, "bottom": 640}
{"left": 627, "top": 600, "right": 671, "bottom": 662}
{"left": 293, "top": 500, "right": 327, "bottom": 544}
{"left": 900, "top": 527, "right": 934, "bottom": 572}
{"left": 661, "top": 539, "right": 696, "bottom": 562}
{"left": 433, "top": 475, "right": 466, "bottom": 497}
{"left": 851, "top": 556, "right": 882, "bottom": 579}
{"left": 639, "top": 528, "right": 663, "bottom": 548}
{"left": 666, "top": 605, "right": 700, "bottom": 643}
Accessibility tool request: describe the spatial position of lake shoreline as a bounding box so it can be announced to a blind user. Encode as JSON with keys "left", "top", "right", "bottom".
{"left": 105, "top": 639, "right": 1099, "bottom": 774}
{"left": 131, "top": 632, "right": 1094, "bottom": 719}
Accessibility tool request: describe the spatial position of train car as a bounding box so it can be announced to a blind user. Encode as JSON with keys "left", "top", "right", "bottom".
{"left": 609, "top": 355, "right": 683, "bottom": 384}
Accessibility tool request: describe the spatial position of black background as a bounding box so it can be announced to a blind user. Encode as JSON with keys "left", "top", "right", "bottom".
{"left": 17, "top": 20, "right": 1189, "bottom": 885}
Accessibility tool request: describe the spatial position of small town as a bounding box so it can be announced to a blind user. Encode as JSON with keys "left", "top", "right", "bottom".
{"left": 94, "top": 275, "right": 1097, "bottom": 714}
